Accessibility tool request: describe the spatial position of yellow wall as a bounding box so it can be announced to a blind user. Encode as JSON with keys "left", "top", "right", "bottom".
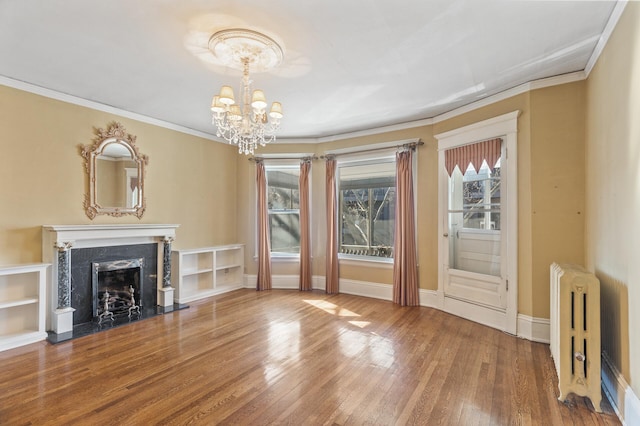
{"left": 529, "top": 82, "right": 586, "bottom": 318}
{"left": 0, "top": 84, "right": 239, "bottom": 265}
{"left": 237, "top": 85, "right": 586, "bottom": 322}
{"left": 585, "top": 2, "right": 639, "bottom": 392}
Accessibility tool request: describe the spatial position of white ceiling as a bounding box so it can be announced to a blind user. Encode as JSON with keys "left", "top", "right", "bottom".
{"left": 0, "top": 0, "right": 619, "bottom": 140}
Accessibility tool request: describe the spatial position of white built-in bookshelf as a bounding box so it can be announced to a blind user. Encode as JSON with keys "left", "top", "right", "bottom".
{"left": 171, "top": 245, "right": 244, "bottom": 304}
{"left": 0, "top": 263, "right": 49, "bottom": 352}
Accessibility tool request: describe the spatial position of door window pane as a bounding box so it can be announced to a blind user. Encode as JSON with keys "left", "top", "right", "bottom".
{"left": 448, "top": 159, "right": 501, "bottom": 276}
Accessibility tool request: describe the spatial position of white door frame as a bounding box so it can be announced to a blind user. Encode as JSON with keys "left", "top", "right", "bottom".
{"left": 435, "top": 111, "right": 519, "bottom": 335}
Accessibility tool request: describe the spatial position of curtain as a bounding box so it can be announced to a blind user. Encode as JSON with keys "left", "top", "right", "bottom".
{"left": 393, "top": 149, "right": 419, "bottom": 306}
{"left": 256, "top": 161, "right": 272, "bottom": 291}
{"left": 299, "top": 160, "right": 312, "bottom": 291}
{"left": 325, "top": 158, "right": 339, "bottom": 294}
{"left": 445, "top": 138, "right": 502, "bottom": 176}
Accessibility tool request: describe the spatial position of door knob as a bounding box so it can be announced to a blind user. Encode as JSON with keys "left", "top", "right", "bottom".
{"left": 443, "top": 233, "right": 449, "bottom": 237}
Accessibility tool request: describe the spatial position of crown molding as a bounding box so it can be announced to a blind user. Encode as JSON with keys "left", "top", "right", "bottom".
{"left": 0, "top": 69, "right": 590, "bottom": 146}
{"left": 3, "top": 0, "right": 625, "bottom": 149}
{"left": 584, "top": 0, "right": 628, "bottom": 77}
{"left": 0, "top": 75, "right": 222, "bottom": 142}
{"left": 278, "top": 70, "right": 586, "bottom": 143}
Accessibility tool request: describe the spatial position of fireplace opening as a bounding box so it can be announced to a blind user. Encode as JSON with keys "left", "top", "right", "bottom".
{"left": 92, "top": 258, "right": 144, "bottom": 323}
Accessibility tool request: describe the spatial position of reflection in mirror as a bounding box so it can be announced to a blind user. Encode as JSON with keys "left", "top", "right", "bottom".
{"left": 81, "top": 122, "right": 148, "bottom": 219}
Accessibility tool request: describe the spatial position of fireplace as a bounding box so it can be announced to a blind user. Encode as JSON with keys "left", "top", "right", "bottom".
{"left": 42, "top": 224, "right": 180, "bottom": 337}
{"left": 70, "top": 244, "right": 157, "bottom": 326}
{"left": 93, "top": 258, "right": 143, "bottom": 323}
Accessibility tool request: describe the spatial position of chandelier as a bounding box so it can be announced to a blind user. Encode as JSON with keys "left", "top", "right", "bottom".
{"left": 209, "top": 29, "right": 284, "bottom": 155}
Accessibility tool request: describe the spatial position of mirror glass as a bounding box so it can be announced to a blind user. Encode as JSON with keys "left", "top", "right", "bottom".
{"left": 81, "top": 122, "right": 148, "bottom": 219}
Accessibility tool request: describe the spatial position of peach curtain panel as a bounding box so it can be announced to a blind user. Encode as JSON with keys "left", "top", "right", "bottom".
{"left": 392, "top": 149, "right": 419, "bottom": 306}
{"left": 299, "top": 160, "right": 312, "bottom": 291}
{"left": 256, "top": 161, "right": 272, "bottom": 291}
{"left": 445, "top": 138, "right": 502, "bottom": 176}
{"left": 325, "top": 158, "right": 339, "bottom": 294}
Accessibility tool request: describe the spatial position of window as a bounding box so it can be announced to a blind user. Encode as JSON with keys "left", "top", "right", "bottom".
{"left": 338, "top": 157, "right": 396, "bottom": 259}
{"left": 266, "top": 167, "right": 300, "bottom": 254}
{"left": 459, "top": 160, "right": 501, "bottom": 230}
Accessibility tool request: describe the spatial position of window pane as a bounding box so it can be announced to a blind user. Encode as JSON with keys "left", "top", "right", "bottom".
{"left": 341, "top": 188, "right": 370, "bottom": 247}
{"left": 448, "top": 158, "right": 501, "bottom": 276}
{"left": 338, "top": 160, "right": 395, "bottom": 258}
{"left": 269, "top": 212, "right": 300, "bottom": 253}
{"left": 266, "top": 168, "right": 301, "bottom": 254}
{"left": 461, "top": 162, "right": 501, "bottom": 230}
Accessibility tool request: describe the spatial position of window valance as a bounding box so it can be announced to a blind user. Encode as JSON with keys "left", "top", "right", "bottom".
{"left": 444, "top": 138, "right": 502, "bottom": 176}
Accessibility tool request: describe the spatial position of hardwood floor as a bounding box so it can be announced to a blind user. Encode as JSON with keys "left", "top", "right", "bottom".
{"left": 0, "top": 289, "right": 620, "bottom": 425}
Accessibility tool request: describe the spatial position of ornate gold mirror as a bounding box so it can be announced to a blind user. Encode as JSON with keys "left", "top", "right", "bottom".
{"left": 81, "top": 122, "right": 148, "bottom": 219}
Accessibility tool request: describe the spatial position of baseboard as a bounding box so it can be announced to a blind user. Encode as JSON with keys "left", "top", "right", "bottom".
{"left": 441, "top": 297, "right": 507, "bottom": 332}
{"left": 602, "top": 352, "right": 640, "bottom": 425}
{"left": 244, "top": 274, "right": 326, "bottom": 291}
{"left": 419, "top": 288, "right": 439, "bottom": 308}
{"left": 517, "top": 314, "right": 550, "bottom": 343}
{"left": 312, "top": 275, "right": 326, "bottom": 291}
{"left": 244, "top": 274, "right": 459, "bottom": 308}
{"left": 339, "top": 278, "right": 392, "bottom": 300}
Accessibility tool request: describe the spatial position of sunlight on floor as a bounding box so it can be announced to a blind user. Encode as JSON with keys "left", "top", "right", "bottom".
{"left": 303, "top": 299, "right": 360, "bottom": 317}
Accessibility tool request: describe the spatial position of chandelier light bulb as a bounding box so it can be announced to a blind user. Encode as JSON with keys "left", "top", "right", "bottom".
{"left": 251, "top": 90, "right": 268, "bottom": 111}
{"left": 228, "top": 105, "right": 242, "bottom": 121}
{"left": 269, "top": 102, "right": 283, "bottom": 119}
{"left": 219, "top": 86, "right": 235, "bottom": 105}
{"left": 211, "top": 95, "right": 225, "bottom": 113}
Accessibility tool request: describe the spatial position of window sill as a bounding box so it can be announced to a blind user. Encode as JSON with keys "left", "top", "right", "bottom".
{"left": 253, "top": 254, "right": 302, "bottom": 263}
{"left": 338, "top": 255, "right": 393, "bottom": 269}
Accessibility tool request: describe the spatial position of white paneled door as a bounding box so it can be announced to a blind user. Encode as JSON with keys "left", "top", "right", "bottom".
{"left": 436, "top": 112, "right": 519, "bottom": 335}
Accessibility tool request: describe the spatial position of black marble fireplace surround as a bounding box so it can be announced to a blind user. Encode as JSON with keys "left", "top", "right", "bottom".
{"left": 71, "top": 243, "right": 157, "bottom": 324}
{"left": 47, "top": 243, "right": 187, "bottom": 343}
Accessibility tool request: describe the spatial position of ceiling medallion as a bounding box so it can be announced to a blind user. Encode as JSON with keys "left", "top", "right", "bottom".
{"left": 209, "top": 29, "right": 284, "bottom": 155}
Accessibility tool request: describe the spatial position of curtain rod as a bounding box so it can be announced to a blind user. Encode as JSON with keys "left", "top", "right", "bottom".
{"left": 248, "top": 155, "right": 319, "bottom": 162}
{"left": 320, "top": 140, "right": 424, "bottom": 159}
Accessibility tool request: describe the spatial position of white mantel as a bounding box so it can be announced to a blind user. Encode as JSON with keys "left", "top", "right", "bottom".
{"left": 42, "top": 224, "right": 179, "bottom": 334}
{"left": 43, "top": 224, "right": 179, "bottom": 248}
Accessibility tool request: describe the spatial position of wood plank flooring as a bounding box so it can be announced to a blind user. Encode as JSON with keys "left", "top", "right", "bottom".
{"left": 0, "top": 289, "right": 621, "bottom": 425}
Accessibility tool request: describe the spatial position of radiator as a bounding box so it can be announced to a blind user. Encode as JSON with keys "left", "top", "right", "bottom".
{"left": 550, "top": 263, "right": 602, "bottom": 412}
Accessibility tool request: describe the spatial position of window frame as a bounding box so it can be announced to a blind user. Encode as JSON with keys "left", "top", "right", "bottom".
{"left": 336, "top": 150, "right": 399, "bottom": 264}
{"left": 258, "top": 159, "right": 311, "bottom": 260}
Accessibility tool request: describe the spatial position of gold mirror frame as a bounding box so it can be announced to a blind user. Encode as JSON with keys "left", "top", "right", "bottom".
{"left": 81, "top": 122, "right": 148, "bottom": 219}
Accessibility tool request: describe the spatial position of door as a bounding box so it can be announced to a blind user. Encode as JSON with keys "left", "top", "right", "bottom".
{"left": 435, "top": 111, "right": 518, "bottom": 335}
{"left": 445, "top": 156, "right": 506, "bottom": 310}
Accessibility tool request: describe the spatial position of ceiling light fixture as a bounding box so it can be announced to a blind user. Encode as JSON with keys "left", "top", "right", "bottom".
{"left": 209, "top": 29, "right": 284, "bottom": 155}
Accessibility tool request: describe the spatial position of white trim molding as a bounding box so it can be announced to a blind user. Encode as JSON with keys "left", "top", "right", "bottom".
{"left": 434, "top": 111, "right": 519, "bottom": 335}
{"left": 1, "top": 69, "right": 587, "bottom": 147}
{"left": 602, "top": 352, "right": 640, "bottom": 426}
{"left": 339, "top": 279, "right": 392, "bottom": 300}
{"left": 517, "top": 314, "right": 550, "bottom": 343}
{"left": 244, "top": 274, "right": 326, "bottom": 291}
{"left": 584, "top": 1, "right": 628, "bottom": 77}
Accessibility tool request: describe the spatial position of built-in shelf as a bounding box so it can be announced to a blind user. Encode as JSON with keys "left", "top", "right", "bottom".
{"left": 172, "top": 245, "right": 244, "bottom": 304}
{"left": 0, "top": 263, "right": 49, "bottom": 352}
